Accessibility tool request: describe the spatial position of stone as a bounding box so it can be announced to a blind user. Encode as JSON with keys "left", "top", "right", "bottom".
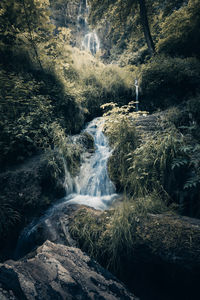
{"left": 0, "top": 241, "right": 137, "bottom": 300}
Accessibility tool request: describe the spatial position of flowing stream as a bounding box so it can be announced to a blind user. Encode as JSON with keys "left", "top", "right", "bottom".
{"left": 14, "top": 118, "right": 118, "bottom": 259}
{"left": 66, "top": 118, "right": 117, "bottom": 209}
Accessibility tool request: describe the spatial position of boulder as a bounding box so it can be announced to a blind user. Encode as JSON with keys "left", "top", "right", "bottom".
{"left": 0, "top": 240, "right": 137, "bottom": 300}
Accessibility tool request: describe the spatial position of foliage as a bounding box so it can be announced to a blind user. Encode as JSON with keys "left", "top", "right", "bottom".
{"left": 0, "top": 0, "right": 55, "bottom": 69}
{"left": 0, "top": 197, "right": 20, "bottom": 238}
{"left": 0, "top": 67, "right": 84, "bottom": 167}
{"left": 101, "top": 102, "right": 141, "bottom": 190}
{"left": 102, "top": 102, "right": 138, "bottom": 147}
{"left": 156, "top": 0, "right": 200, "bottom": 58}
{"left": 69, "top": 192, "right": 170, "bottom": 270}
{"left": 106, "top": 192, "right": 169, "bottom": 268}
{"left": 64, "top": 48, "right": 135, "bottom": 116}
{"left": 163, "top": 104, "right": 200, "bottom": 216}
{"left": 87, "top": 0, "right": 193, "bottom": 64}
{"left": 102, "top": 102, "right": 200, "bottom": 217}
{"left": 126, "top": 127, "right": 186, "bottom": 196}
{"left": 139, "top": 55, "right": 200, "bottom": 111}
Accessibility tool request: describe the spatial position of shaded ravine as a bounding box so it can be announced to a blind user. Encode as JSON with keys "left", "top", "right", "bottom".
{"left": 14, "top": 117, "right": 118, "bottom": 259}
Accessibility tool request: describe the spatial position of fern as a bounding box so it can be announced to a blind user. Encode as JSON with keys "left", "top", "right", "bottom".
{"left": 171, "top": 158, "right": 188, "bottom": 170}
{"left": 184, "top": 176, "right": 200, "bottom": 189}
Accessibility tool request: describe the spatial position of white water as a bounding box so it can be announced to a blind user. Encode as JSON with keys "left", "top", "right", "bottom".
{"left": 14, "top": 118, "right": 117, "bottom": 258}
{"left": 82, "top": 32, "right": 100, "bottom": 55}
{"left": 65, "top": 118, "right": 117, "bottom": 210}
{"left": 135, "top": 79, "right": 139, "bottom": 111}
{"left": 77, "top": 0, "right": 100, "bottom": 54}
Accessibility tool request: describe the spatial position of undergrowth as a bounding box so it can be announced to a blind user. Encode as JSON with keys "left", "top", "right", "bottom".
{"left": 102, "top": 101, "right": 200, "bottom": 216}
{"left": 69, "top": 192, "right": 170, "bottom": 271}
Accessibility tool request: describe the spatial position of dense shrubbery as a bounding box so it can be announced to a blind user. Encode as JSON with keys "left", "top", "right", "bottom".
{"left": 102, "top": 102, "right": 200, "bottom": 217}
{"left": 156, "top": 0, "right": 200, "bottom": 58}
{"left": 66, "top": 48, "right": 134, "bottom": 117}
{"left": 139, "top": 55, "right": 200, "bottom": 111}
{"left": 0, "top": 68, "right": 85, "bottom": 168}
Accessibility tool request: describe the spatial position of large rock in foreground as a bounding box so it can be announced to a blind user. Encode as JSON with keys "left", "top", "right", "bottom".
{"left": 0, "top": 240, "right": 136, "bottom": 300}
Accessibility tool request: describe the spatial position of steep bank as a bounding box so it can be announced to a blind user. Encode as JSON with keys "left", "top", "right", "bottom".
{"left": 103, "top": 105, "right": 200, "bottom": 218}
{"left": 0, "top": 130, "right": 94, "bottom": 262}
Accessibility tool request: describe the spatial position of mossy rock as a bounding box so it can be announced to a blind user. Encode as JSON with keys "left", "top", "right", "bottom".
{"left": 69, "top": 205, "right": 200, "bottom": 300}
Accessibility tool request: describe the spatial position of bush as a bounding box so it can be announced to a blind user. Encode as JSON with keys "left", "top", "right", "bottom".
{"left": 68, "top": 48, "right": 135, "bottom": 117}
{"left": 140, "top": 55, "right": 200, "bottom": 111}
{"left": 156, "top": 0, "right": 200, "bottom": 58}
{"left": 101, "top": 102, "right": 139, "bottom": 190}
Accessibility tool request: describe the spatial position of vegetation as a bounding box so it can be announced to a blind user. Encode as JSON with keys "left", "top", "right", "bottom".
{"left": 0, "top": 0, "right": 135, "bottom": 247}
{"left": 0, "top": 0, "right": 200, "bottom": 290}
{"left": 139, "top": 55, "right": 200, "bottom": 111}
{"left": 156, "top": 0, "right": 200, "bottom": 58}
{"left": 69, "top": 199, "right": 199, "bottom": 274}
{"left": 102, "top": 101, "right": 200, "bottom": 217}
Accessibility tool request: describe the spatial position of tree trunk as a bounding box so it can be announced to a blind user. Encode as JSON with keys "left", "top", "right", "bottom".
{"left": 138, "top": 0, "right": 155, "bottom": 56}
{"left": 22, "top": 0, "right": 44, "bottom": 72}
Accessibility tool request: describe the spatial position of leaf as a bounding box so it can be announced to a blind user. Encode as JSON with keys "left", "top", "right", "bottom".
{"left": 171, "top": 158, "right": 188, "bottom": 170}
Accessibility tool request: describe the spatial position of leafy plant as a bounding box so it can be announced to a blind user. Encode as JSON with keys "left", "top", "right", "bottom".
{"left": 0, "top": 198, "right": 20, "bottom": 237}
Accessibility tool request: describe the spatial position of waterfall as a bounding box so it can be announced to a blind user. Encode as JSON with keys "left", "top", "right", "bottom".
{"left": 67, "top": 118, "right": 117, "bottom": 210}
{"left": 77, "top": 0, "right": 100, "bottom": 54}
{"left": 82, "top": 32, "right": 100, "bottom": 55}
{"left": 135, "top": 79, "right": 139, "bottom": 112}
{"left": 14, "top": 118, "right": 118, "bottom": 259}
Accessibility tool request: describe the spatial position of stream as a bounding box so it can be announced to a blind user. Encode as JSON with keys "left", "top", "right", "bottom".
{"left": 14, "top": 118, "right": 118, "bottom": 259}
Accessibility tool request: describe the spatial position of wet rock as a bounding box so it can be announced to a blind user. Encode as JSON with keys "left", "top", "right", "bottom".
{"left": 14, "top": 205, "right": 79, "bottom": 260}
{"left": 72, "top": 132, "right": 95, "bottom": 153}
{"left": 0, "top": 241, "right": 137, "bottom": 300}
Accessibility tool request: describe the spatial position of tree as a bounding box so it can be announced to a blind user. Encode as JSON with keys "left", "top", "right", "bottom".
{"left": 138, "top": 0, "right": 155, "bottom": 55}
{"left": 0, "top": 0, "right": 54, "bottom": 68}
{"left": 88, "top": 0, "right": 155, "bottom": 56}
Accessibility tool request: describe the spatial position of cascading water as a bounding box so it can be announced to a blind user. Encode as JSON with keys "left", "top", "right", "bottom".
{"left": 82, "top": 32, "right": 100, "bottom": 55}
{"left": 135, "top": 79, "right": 139, "bottom": 112}
{"left": 14, "top": 118, "right": 117, "bottom": 259}
{"left": 77, "top": 0, "right": 100, "bottom": 54}
{"left": 66, "top": 118, "right": 117, "bottom": 210}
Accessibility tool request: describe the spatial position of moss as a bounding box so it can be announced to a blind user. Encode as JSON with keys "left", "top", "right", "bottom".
{"left": 69, "top": 194, "right": 171, "bottom": 268}
{"left": 69, "top": 202, "right": 200, "bottom": 281}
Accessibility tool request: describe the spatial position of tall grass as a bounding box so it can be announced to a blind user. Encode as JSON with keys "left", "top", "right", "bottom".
{"left": 69, "top": 192, "right": 169, "bottom": 271}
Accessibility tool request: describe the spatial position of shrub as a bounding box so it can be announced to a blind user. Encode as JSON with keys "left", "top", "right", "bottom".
{"left": 68, "top": 48, "right": 135, "bottom": 116}
{"left": 101, "top": 102, "right": 140, "bottom": 190}
{"left": 139, "top": 55, "right": 200, "bottom": 111}
{"left": 156, "top": 0, "right": 200, "bottom": 58}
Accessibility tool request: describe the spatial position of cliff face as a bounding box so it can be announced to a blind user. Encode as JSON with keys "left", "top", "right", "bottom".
{"left": 50, "top": 0, "right": 88, "bottom": 48}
